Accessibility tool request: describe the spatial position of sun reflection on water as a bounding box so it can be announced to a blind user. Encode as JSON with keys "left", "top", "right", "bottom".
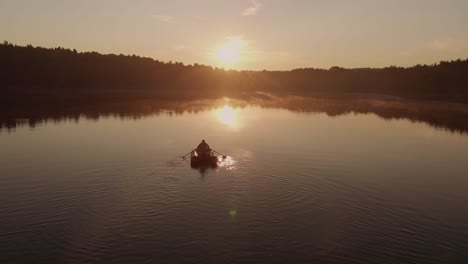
{"left": 217, "top": 155, "right": 237, "bottom": 170}
{"left": 216, "top": 105, "right": 237, "bottom": 127}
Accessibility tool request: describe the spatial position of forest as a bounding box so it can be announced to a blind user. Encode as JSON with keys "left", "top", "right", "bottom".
{"left": 1, "top": 41, "right": 468, "bottom": 103}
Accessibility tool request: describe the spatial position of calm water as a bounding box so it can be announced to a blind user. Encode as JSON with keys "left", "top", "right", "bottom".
{"left": 1, "top": 103, "right": 468, "bottom": 263}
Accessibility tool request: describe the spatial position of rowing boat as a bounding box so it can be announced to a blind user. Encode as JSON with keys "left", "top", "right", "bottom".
{"left": 190, "top": 150, "right": 218, "bottom": 168}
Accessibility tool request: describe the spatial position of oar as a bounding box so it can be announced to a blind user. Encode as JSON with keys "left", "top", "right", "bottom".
{"left": 212, "top": 149, "right": 227, "bottom": 159}
{"left": 180, "top": 149, "right": 195, "bottom": 159}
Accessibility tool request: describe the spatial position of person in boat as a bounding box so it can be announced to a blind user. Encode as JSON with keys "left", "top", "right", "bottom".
{"left": 196, "top": 140, "right": 211, "bottom": 156}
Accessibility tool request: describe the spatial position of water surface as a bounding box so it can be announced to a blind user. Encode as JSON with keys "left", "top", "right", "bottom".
{"left": 1, "top": 101, "right": 468, "bottom": 263}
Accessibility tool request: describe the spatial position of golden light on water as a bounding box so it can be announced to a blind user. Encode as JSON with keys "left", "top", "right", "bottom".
{"left": 216, "top": 105, "right": 236, "bottom": 126}
{"left": 218, "top": 155, "right": 237, "bottom": 170}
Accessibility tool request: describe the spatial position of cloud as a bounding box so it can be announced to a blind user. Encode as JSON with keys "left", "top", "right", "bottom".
{"left": 241, "top": 0, "right": 262, "bottom": 16}
{"left": 427, "top": 39, "right": 454, "bottom": 51}
{"left": 152, "top": 15, "right": 173, "bottom": 23}
{"left": 426, "top": 38, "right": 468, "bottom": 53}
{"left": 174, "top": 45, "right": 190, "bottom": 51}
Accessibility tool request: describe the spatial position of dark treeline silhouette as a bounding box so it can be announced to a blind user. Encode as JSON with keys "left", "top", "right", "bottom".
{"left": 1, "top": 41, "right": 468, "bottom": 103}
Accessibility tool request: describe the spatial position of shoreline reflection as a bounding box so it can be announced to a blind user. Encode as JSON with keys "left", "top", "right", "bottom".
{"left": 1, "top": 96, "right": 467, "bottom": 134}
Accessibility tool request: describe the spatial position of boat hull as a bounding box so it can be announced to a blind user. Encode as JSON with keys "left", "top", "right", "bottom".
{"left": 190, "top": 155, "right": 218, "bottom": 168}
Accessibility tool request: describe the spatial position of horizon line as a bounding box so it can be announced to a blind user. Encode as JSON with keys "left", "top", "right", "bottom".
{"left": 3, "top": 40, "right": 468, "bottom": 72}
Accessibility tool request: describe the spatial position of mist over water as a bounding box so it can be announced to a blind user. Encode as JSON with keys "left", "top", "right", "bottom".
{"left": 1, "top": 102, "right": 468, "bottom": 263}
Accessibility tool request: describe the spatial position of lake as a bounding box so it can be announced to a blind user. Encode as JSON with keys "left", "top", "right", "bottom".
{"left": 1, "top": 97, "right": 468, "bottom": 263}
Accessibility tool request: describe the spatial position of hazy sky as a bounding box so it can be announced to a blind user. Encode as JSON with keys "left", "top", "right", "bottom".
{"left": 1, "top": 0, "right": 468, "bottom": 70}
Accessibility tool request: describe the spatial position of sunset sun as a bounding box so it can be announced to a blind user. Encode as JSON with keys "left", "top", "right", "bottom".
{"left": 215, "top": 39, "right": 244, "bottom": 64}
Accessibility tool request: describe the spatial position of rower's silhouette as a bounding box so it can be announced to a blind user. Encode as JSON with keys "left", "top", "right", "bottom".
{"left": 196, "top": 140, "right": 211, "bottom": 155}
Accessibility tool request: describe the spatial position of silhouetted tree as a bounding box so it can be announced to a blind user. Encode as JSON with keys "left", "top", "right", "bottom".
{"left": 1, "top": 41, "right": 467, "bottom": 103}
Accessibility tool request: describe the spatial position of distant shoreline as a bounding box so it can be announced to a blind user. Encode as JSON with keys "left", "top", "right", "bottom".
{"left": 1, "top": 41, "right": 468, "bottom": 104}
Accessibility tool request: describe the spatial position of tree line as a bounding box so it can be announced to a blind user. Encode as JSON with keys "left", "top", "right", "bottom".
{"left": 1, "top": 41, "right": 467, "bottom": 103}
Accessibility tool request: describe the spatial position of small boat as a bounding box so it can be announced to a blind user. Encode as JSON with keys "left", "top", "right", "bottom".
{"left": 190, "top": 150, "right": 218, "bottom": 168}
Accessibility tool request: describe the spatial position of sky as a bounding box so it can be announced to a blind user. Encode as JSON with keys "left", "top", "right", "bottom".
{"left": 1, "top": 0, "right": 468, "bottom": 70}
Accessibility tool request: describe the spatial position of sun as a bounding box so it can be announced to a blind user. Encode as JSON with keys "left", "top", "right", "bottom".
{"left": 215, "top": 39, "right": 244, "bottom": 64}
